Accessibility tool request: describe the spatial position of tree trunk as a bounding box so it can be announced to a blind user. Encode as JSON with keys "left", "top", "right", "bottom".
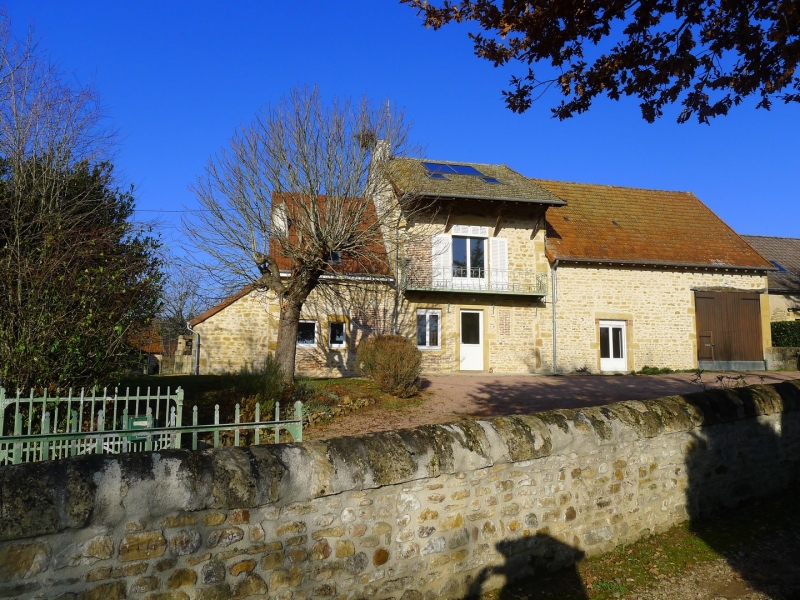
{"left": 275, "top": 298, "right": 302, "bottom": 384}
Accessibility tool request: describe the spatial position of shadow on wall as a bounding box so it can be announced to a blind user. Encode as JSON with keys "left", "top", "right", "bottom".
{"left": 463, "top": 535, "right": 587, "bottom": 599}
{"left": 458, "top": 382, "right": 800, "bottom": 599}
{"left": 684, "top": 382, "right": 800, "bottom": 597}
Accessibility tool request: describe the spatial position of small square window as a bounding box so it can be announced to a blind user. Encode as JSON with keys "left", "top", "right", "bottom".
{"left": 329, "top": 322, "right": 346, "bottom": 348}
{"left": 416, "top": 309, "right": 441, "bottom": 350}
{"left": 328, "top": 251, "right": 342, "bottom": 264}
{"left": 297, "top": 321, "right": 316, "bottom": 347}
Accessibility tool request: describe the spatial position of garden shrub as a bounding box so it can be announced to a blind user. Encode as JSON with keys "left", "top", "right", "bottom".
{"left": 772, "top": 321, "right": 800, "bottom": 347}
{"left": 357, "top": 334, "right": 421, "bottom": 398}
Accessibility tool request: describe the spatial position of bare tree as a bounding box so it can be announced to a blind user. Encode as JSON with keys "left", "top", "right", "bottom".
{"left": 186, "top": 86, "right": 421, "bottom": 381}
{"left": 0, "top": 13, "right": 162, "bottom": 390}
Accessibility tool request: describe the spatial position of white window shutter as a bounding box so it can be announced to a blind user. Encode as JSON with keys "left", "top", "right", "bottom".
{"left": 490, "top": 237, "right": 508, "bottom": 291}
{"left": 432, "top": 234, "right": 452, "bottom": 288}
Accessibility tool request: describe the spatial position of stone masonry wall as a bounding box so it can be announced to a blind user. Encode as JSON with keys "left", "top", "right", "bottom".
{"left": 1, "top": 381, "right": 799, "bottom": 599}
{"left": 539, "top": 266, "right": 769, "bottom": 373}
{"left": 194, "top": 291, "right": 272, "bottom": 375}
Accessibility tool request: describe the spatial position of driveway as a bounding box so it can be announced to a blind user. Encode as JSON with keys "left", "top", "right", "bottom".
{"left": 305, "top": 371, "right": 800, "bottom": 441}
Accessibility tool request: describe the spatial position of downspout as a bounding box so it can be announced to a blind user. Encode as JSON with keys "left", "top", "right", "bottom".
{"left": 186, "top": 321, "right": 200, "bottom": 376}
{"left": 551, "top": 260, "right": 558, "bottom": 374}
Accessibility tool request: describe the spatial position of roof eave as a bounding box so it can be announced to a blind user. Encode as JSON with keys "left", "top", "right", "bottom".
{"left": 549, "top": 257, "right": 775, "bottom": 271}
{"left": 415, "top": 191, "right": 566, "bottom": 206}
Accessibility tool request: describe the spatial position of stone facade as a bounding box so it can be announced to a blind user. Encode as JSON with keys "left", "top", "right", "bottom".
{"left": 544, "top": 266, "right": 770, "bottom": 373}
{"left": 190, "top": 198, "right": 772, "bottom": 376}
{"left": 1, "top": 382, "right": 799, "bottom": 599}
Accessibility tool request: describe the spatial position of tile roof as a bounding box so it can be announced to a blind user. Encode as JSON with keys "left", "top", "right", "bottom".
{"left": 534, "top": 179, "right": 772, "bottom": 270}
{"left": 270, "top": 193, "right": 391, "bottom": 276}
{"left": 741, "top": 235, "right": 800, "bottom": 292}
{"left": 389, "top": 158, "right": 565, "bottom": 205}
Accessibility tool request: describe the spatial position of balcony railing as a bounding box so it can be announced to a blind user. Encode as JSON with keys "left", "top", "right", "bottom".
{"left": 404, "top": 267, "right": 548, "bottom": 296}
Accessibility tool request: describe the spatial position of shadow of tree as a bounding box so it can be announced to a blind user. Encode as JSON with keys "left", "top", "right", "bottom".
{"left": 683, "top": 382, "right": 800, "bottom": 598}
{"left": 443, "top": 372, "right": 799, "bottom": 420}
{"left": 453, "top": 381, "right": 800, "bottom": 599}
{"left": 462, "top": 534, "right": 587, "bottom": 600}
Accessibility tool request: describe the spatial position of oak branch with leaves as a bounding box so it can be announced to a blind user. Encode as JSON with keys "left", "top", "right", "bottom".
{"left": 403, "top": 0, "right": 800, "bottom": 123}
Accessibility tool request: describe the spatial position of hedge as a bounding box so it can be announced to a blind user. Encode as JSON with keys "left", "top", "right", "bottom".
{"left": 772, "top": 321, "right": 800, "bottom": 347}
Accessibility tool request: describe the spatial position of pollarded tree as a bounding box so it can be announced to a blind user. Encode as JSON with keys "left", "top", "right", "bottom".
{"left": 186, "top": 86, "right": 421, "bottom": 382}
{"left": 402, "top": 0, "right": 800, "bottom": 123}
{"left": 0, "top": 14, "right": 163, "bottom": 390}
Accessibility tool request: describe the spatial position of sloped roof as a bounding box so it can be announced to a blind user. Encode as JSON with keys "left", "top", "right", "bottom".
{"left": 389, "top": 158, "right": 565, "bottom": 205}
{"left": 535, "top": 179, "right": 772, "bottom": 270}
{"left": 188, "top": 285, "right": 255, "bottom": 328}
{"left": 190, "top": 195, "right": 392, "bottom": 328}
{"left": 741, "top": 235, "right": 800, "bottom": 292}
{"left": 270, "top": 193, "right": 391, "bottom": 276}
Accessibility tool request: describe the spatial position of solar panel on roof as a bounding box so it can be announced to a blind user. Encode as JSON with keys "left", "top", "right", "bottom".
{"left": 449, "top": 164, "right": 484, "bottom": 176}
{"left": 422, "top": 162, "right": 456, "bottom": 174}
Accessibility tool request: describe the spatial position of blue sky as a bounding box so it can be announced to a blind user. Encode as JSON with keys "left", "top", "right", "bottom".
{"left": 5, "top": 0, "right": 799, "bottom": 250}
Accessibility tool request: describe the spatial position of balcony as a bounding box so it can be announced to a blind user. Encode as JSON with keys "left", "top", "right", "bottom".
{"left": 403, "top": 267, "right": 548, "bottom": 296}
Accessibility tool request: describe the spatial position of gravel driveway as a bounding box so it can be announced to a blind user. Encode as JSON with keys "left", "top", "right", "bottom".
{"left": 305, "top": 370, "right": 800, "bottom": 440}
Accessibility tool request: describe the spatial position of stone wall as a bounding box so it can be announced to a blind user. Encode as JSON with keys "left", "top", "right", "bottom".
{"left": 194, "top": 290, "right": 273, "bottom": 375}
{"left": 543, "top": 266, "right": 769, "bottom": 373}
{"left": 767, "top": 292, "right": 800, "bottom": 322}
{"left": 1, "top": 381, "right": 799, "bottom": 599}
{"left": 766, "top": 347, "right": 800, "bottom": 371}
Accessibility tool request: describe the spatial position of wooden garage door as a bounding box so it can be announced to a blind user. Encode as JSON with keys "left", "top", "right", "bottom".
{"left": 695, "top": 291, "right": 763, "bottom": 362}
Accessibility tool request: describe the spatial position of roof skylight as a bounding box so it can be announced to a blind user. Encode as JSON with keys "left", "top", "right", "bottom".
{"left": 770, "top": 260, "right": 788, "bottom": 272}
{"left": 421, "top": 162, "right": 501, "bottom": 183}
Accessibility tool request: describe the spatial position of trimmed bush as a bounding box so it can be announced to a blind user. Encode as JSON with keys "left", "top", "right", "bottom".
{"left": 772, "top": 321, "right": 800, "bottom": 347}
{"left": 357, "top": 334, "right": 422, "bottom": 398}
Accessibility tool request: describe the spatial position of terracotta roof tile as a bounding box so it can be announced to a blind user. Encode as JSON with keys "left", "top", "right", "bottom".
{"left": 270, "top": 194, "right": 391, "bottom": 276}
{"left": 534, "top": 179, "right": 772, "bottom": 270}
{"left": 741, "top": 235, "right": 800, "bottom": 291}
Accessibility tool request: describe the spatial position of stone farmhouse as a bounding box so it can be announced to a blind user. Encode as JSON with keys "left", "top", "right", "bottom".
{"left": 740, "top": 235, "right": 800, "bottom": 322}
{"left": 188, "top": 157, "right": 774, "bottom": 376}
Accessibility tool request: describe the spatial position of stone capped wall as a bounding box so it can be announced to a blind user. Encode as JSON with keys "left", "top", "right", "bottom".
{"left": 1, "top": 381, "right": 799, "bottom": 599}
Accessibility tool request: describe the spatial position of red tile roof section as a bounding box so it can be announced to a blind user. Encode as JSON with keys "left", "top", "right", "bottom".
{"left": 534, "top": 179, "right": 772, "bottom": 269}
{"left": 270, "top": 194, "right": 391, "bottom": 276}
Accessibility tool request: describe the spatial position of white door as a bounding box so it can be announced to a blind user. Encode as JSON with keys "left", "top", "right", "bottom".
{"left": 460, "top": 310, "right": 484, "bottom": 371}
{"left": 599, "top": 320, "right": 627, "bottom": 371}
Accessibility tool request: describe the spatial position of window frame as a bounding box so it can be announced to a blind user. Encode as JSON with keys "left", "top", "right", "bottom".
{"left": 328, "top": 321, "right": 346, "bottom": 349}
{"left": 296, "top": 320, "right": 317, "bottom": 348}
{"left": 451, "top": 235, "right": 486, "bottom": 281}
{"left": 416, "top": 309, "right": 442, "bottom": 350}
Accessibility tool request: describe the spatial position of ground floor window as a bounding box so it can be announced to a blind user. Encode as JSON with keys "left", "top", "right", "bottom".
{"left": 599, "top": 320, "right": 627, "bottom": 371}
{"left": 329, "top": 321, "right": 346, "bottom": 348}
{"left": 416, "top": 309, "right": 441, "bottom": 349}
{"left": 297, "top": 320, "right": 317, "bottom": 347}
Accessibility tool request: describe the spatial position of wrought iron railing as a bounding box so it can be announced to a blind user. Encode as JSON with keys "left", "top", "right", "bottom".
{"left": 0, "top": 386, "right": 302, "bottom": 465}
{"left": 404, "top": 267, "right": 548, "bottom": 295}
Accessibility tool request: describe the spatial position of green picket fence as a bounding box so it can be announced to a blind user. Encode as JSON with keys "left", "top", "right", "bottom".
{"left": 0, "top": 386, "right": 302, "bottom": 466}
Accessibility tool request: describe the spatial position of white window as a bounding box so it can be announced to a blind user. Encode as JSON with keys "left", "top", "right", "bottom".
{"left": 329, "top": 322, "right": 346, "bottom": 348}
{"left": 416, "top": 309, "right": 441, "bottom": 349}
{"left": 297, "top": 321, "right": 317, "bottom": 347}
